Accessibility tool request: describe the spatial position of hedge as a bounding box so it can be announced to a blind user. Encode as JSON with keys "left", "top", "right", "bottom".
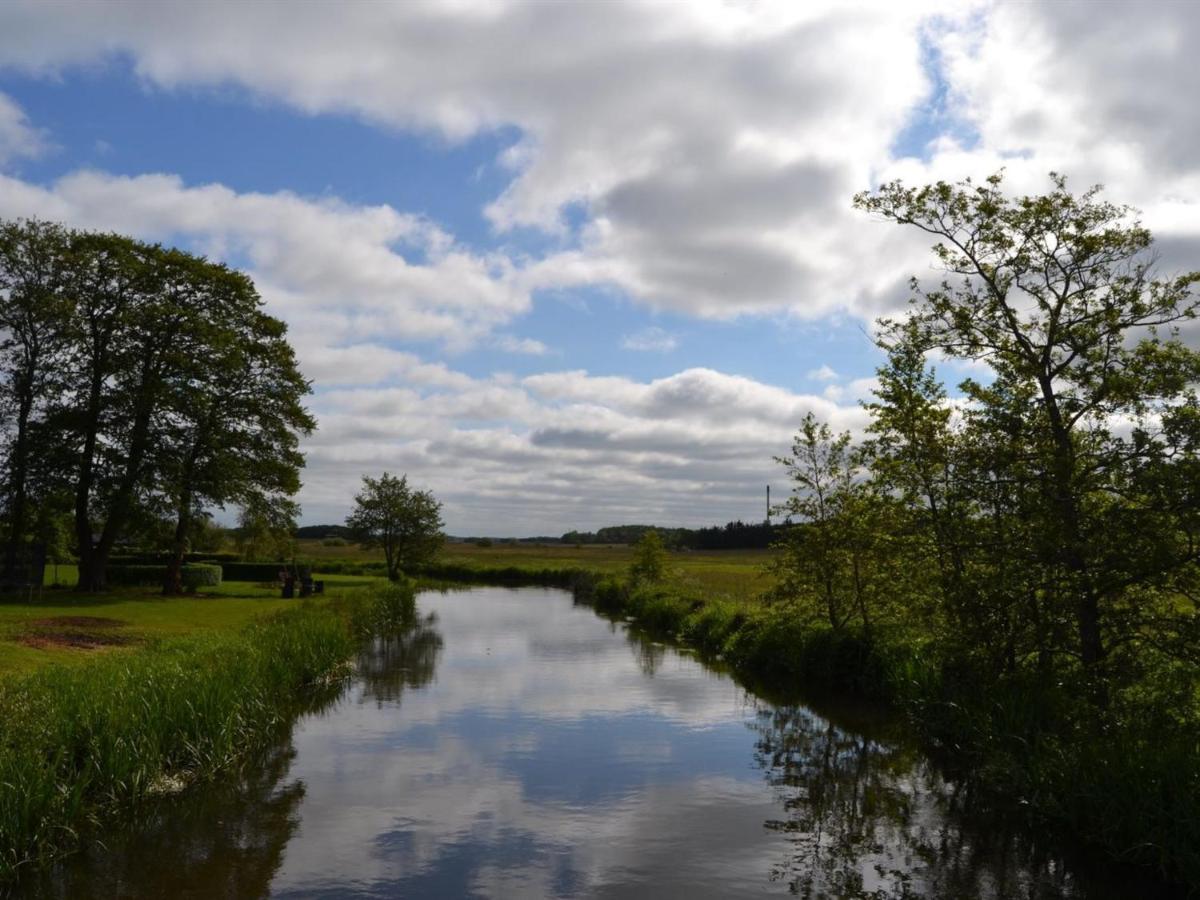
{"left": 220, "top": 562, "right": 310, "bottom": 583}
{"left": 105, "top": 563, "right": 223, "bottom": 589}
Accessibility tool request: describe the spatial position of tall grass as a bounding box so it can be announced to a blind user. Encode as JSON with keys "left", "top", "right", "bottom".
{"left": 0, "top": 583, "right": 413, "bottom": 880}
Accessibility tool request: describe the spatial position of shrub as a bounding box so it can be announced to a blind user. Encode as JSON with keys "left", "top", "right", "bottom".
{"left": 181, "top": 564, "right": 222, "bottom": 590}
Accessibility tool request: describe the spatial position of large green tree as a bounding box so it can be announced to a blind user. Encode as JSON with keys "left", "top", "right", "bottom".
{"left": 854, "top": 173, "right": 1200, "bottom": 695}
{"left": 0, "top": 219, "right": 314, "bottom": 592}
{"left": 155, "top": 261, "right": 313, "bottom": 594}
{"left": 0, "top": 220, "right": 72, "bottom": 576}
{"left": 346, "top": 473, "right": 444, "bottom": 581}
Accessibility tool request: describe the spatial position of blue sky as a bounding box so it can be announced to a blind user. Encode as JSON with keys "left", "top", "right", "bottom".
{"left": 0, "top": 61, "right": 887, "bottom": 391}
{"left": 0, "top": 1, "right": 1195, "bottom": 534}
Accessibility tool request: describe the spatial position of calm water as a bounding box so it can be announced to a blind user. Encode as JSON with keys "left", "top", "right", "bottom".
{"left": 18, "top": 587, "right": 1181, "bottom": 899}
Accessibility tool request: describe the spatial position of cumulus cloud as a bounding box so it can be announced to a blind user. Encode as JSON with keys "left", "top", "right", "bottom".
{"left": 0, "top": 91, "right": 46, "bottom": 164}
{"left": 296, "top": 364, "right": 866, "bottom": 534}
{"left": 493, "top": 334, "right": 551, "bottom": 356}
{"left": 0, "top": 0, "right": 973, "bottom": 321}
{"left": 0, "top": 169, "right": 530, "bottom": 348}
{"left": 1, "top": 0, "right": 1198, "bottom": 532}
{"left": 620, "top": 327, "right": 677, "bottom": 353}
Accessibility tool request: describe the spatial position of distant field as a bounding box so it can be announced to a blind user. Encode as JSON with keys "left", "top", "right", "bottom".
{"left": 299, "top": 539, "right": 777, "bottom": 604}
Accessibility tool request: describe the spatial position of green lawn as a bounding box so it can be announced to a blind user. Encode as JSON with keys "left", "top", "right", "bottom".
{"left": 1, "top": 570, "right": 387, "bottom": 678}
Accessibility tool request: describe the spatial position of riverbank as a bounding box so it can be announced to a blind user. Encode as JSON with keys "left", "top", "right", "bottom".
{"left": 0, "top": 581, "right": 412, "bottom": 881}
{"left": 413, "top": 558, "right": 1200, "bottom": 891}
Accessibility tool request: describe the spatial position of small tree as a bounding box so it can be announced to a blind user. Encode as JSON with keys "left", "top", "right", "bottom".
{"left": 235, "top": 494, "right": 297, "bottom": 562}
{"left": 346, "top": 473, "right": 444, "bottom": 581}
{"left": 629, "top": 528, "right": 667, "bottom": 584}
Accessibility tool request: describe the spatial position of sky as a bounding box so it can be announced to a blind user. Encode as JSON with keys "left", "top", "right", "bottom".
{"left": 0, "top": 0, "right": 1198, "bottom": 535}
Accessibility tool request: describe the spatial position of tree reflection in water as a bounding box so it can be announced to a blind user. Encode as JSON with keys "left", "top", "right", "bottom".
{"left": 751, "top": 702, "right": 1088, "bottom": 900}
{"left": 356, "top": 612, "right": 444, "bottom": 704}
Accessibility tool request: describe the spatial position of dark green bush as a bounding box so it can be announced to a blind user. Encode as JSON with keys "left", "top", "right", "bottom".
{"left": 181, "top": 564, "right": 222, "bottom": 590}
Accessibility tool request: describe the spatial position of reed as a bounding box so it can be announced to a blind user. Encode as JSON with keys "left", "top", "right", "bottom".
{"left": 0, "top": 583, "right": 412, "bottom": 880}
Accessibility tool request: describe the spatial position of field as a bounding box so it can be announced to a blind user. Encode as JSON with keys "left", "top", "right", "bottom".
{"left": 300, "top": 539, "right": 777, "bottom": 604}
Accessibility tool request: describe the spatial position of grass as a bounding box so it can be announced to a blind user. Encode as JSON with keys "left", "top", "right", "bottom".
{"left": 0, "top": 565, "right": 387, "bottom": 679}
{"left": 0, "top": 580, "right": 411, "bottom": 880}
{"left": 299, "top": 538, "right": 776, "bottom": 604}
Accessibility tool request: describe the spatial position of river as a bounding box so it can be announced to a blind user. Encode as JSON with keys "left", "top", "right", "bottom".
{"left": 19, "top": 586, "right": 1182, "bottom": 898}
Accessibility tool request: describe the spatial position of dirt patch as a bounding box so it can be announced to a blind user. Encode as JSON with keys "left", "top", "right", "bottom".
{"left": 18, "top": 616, "right": 134, "bottom": 651}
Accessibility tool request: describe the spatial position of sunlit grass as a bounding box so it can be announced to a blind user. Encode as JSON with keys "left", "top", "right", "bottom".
{"left": 1, "top": 571, "right": 386, "bottom": 678}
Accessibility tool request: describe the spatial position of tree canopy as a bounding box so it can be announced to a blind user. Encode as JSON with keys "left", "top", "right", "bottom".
{"left": 345, "top": 472, "right": 444, "bottom": 581}
{"left": 774, "top": 173, "right": 1200, "bottom": 710}
{"left": 0, "top": 219, "right": 313, "bottom": 591}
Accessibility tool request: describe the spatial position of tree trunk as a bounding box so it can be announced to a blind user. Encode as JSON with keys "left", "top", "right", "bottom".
{"left": 6, "top": 391, "right": 33, "bottom": 549}
{"left": 163, "top": 498, "right": 191, "bottom": 595}
{"left": 1038, "top": 376, "right": 1106, "bottom": 697}
{"left": 74, "top": 385, "right": 103, "bottom": 591}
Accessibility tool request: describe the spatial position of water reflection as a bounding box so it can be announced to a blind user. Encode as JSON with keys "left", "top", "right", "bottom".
{"left": 18, "top": 742, "right": 306, "bottom": 899}
{"left": 18, "top": 588, "right": 1185, "bottom": 899}
{"left": 358, "top": 611, "right": 444, "bottom": 704}
{"left": 751, "top": 697, "right": 1192, "bottom": 899}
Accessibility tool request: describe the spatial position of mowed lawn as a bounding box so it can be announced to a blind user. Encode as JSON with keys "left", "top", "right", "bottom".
{"left": 1, "top": 572, "right": 385, "bottom": 678}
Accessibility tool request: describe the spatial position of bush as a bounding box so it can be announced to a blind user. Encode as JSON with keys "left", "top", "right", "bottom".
{"left": 181, "top": 564, "right": 222, "bottom": 590}
{"left": 321, "top": 538, "right": 348, "bottom": 547}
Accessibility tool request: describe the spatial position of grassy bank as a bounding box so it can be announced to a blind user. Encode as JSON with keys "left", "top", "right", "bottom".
{"left": 0, "top": 581, "right": 410, "bottom": 880}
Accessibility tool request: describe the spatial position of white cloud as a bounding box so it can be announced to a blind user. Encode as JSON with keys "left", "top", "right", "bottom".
{"left": 494, "top": 334, "right": 551, "bottom": 356}
{"left": 0, "top": 0, "right": 975, "bottom": 321}
{"left": 621, "top": 326, "right": 677, "bottom": 353}
{"left": 0, "top": 91, "right": 46, "bottom": 164}
{"left": 0, "top": 169, "right": 530, "bottom": 349}
{"left": 1, "top": 0, "right": 1198, "bottom": 534}
{"left": 294, "top": 363, "right": 866, "bottom": 534}
{"left": 806, "top": 364, "right": 838, "bottom": 382}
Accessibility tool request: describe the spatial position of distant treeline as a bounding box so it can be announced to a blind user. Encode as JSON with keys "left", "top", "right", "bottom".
{"left": 295, "top": 520, "right": 784, "bottom": 549}
{"left": 562, "top": 520, "right": 785, "bottom": 550}
{"left": 294, "top": 524, "right": 353, "bottom": 540}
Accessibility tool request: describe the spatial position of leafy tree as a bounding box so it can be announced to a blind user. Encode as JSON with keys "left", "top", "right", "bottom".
{"left": 154, "top": 259, "right": 313, "bottom": 593}
{"left": 772, "top": 413, "right": 892, "bottom": 629}
{"left": 855, "top": 172, "right": 1200, "bottom": 696}
{"left": 346, "top": 473, "right": 444, "bottom": 581}
{"left": 49, "top": 233, "right": 208, "bottom": 590}
{"left": 0, "top": 220, "right": 71, "bottom": 573}
{"left": 629, "top": 528, "right": 667, "bottom": 584}
{"left": 0, "top": 220, "right": 314, "bottom": 592}
{"left": 235, "top": 494, "right": 298, "bottom": 562}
